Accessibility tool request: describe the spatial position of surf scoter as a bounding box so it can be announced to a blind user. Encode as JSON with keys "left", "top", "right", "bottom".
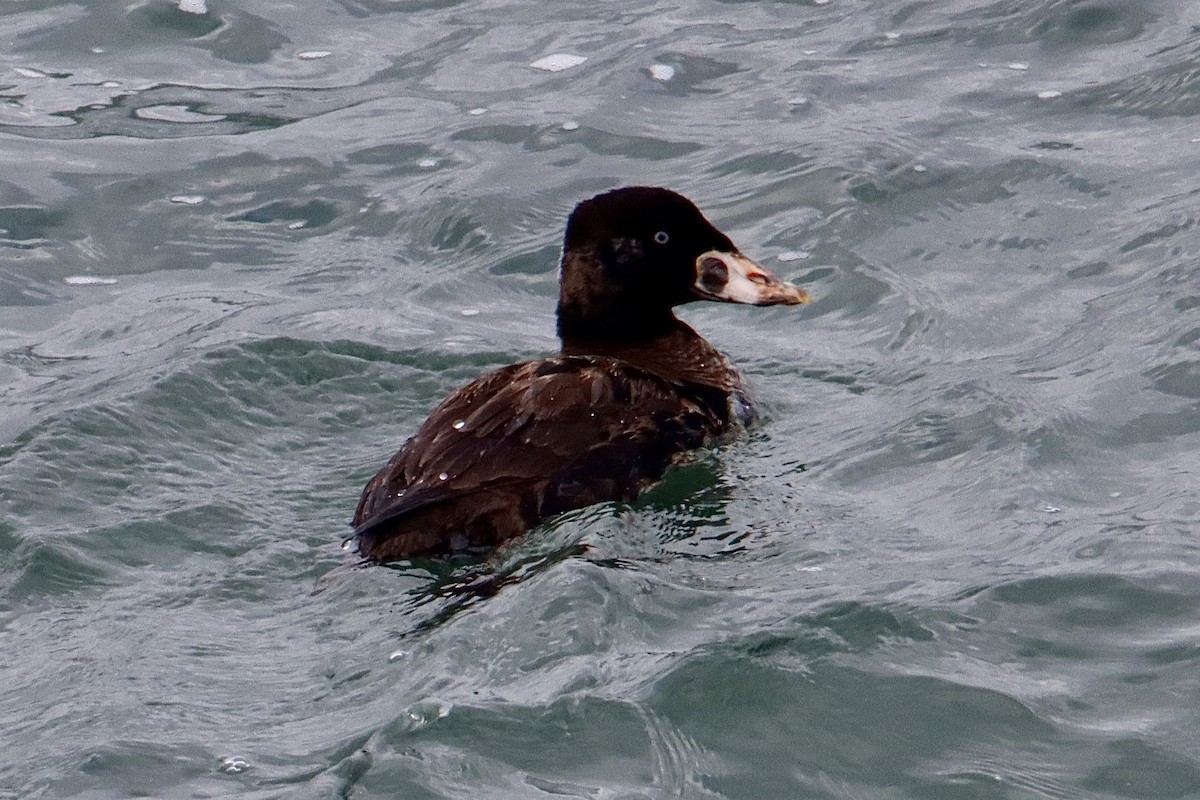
{"left": 352, "top": 187, "right": 810, "bottom": 561}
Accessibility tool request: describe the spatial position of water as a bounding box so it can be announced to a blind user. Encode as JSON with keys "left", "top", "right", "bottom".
{"left": 2, "top": 0, "right": 1199, "bottom": 797}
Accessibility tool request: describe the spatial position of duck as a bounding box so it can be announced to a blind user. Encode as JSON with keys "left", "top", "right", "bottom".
{"left": 351, "top": 186, "right": 810, "bottom": 561}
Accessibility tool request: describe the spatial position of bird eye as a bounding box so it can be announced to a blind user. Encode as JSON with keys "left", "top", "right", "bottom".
{"left": 653, "top": 231, "right": 669, "bottom": 244}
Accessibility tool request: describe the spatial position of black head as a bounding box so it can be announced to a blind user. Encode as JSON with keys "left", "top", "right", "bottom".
{"left": 556, "top": 187, "right": 809, "bottom": 343}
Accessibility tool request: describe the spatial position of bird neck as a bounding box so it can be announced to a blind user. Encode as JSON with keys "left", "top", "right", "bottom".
{"left": 559, "top": 318, "right": 731, "bottom": 390}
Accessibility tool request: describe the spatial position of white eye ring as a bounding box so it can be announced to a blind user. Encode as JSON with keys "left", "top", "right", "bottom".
{"left": 653, "top": 231, "right": 669, "bottom": 244}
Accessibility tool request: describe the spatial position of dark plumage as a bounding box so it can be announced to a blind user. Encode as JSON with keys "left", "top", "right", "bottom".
{"left": 352, "top": 187, "right": 809, "bottom": 561}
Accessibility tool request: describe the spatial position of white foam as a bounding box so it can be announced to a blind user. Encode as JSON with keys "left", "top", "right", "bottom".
{"left": 1036, "top": 90, "right": 1062, "bottom": 99}
{"left": 170, "top": 195, "right": 205, "bottom": 205}
{"left": 135, "top": 105, "right": 224, "bottom": 123}
{"left": 648, "top": 64, "right": 675, "bottom": 81}
{"left": 529, "top": 54, "right": 587, "bottom": 72}
{"left": 64, "top": 276, "right": 118, "bottom": 286}
{"left": 1007, "top": 62, "right": 1029, "bottom": 71}
{"left": 297, "top": 51, "right": 331, "bottom": 60}
{"left": 560, "top": 120, "right": 580, "bottom": 131}
{"left": 178, "top": 0, "right": 207, "bottom": 14}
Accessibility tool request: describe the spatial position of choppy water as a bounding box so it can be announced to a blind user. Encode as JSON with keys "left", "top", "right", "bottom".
{"left": 2, "top": 0, "right": 1199, "bottom": 797}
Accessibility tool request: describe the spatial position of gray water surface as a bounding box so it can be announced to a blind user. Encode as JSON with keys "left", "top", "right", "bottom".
{"left": 2, "top": 1, "right": 1199, "bottom": 798}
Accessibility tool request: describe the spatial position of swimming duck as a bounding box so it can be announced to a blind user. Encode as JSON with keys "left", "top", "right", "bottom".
{"left": 352, "top": 187, "right": 810, "bottom": 561}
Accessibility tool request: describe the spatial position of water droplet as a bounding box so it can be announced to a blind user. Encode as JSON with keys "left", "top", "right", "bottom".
{"left": 438, "top": 472, "right": 449, "bottom": 481}
{"left": 452, "top": 420, "right": 466, "bottom": 430}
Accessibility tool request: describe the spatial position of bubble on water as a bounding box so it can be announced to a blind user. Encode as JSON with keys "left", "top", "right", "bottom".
{"left": 560, "top": 120, "right": 580, "bottom": 131}
{"left": 298, "top": 51, "right": 331, "bottom": 60}
{"left": 403, "top": 700, "right": 452, "bottom": 729}
{"left": 170, "top": 195, "right": 205, "bottom": 205}
{"left": 648, "top": 64, "right": 675, "bottom": 81}
{"left": 219, "top": 756, "right": 249, "bottom": 774}
{"left": 529, "top": 53, "right": 587, "bottom": 72}
{"left": 1036, "top": 90, "right": 1062, "bottom": 99}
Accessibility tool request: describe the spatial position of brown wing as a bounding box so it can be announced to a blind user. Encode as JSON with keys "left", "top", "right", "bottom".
{"left": 351, "top": 356, "right": 729, "bottom": 559}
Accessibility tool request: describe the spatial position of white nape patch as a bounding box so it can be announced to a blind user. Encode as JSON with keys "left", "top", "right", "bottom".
{"left": 648, "top": 64, "right": 675, "bottom": 81}
{"left": 529, "top": 54, "right": 587, "bottom": 72}
{"left": 178, "top": 0, "right": 207, "bottom": 14}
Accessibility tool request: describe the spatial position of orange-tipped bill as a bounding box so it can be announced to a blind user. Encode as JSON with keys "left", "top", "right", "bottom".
{"left": 692, "top": 251, "right": 811, "bottom": 306}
